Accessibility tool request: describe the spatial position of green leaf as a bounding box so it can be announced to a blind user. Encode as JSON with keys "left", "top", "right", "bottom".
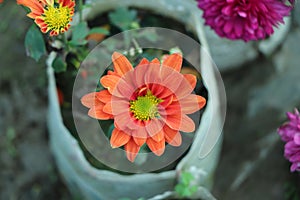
{"left": 89, "top": 27, "right": 110, "bottom": 35}
{"left": 175, "top": 172, "right": 198, "bottom": 198}
{"left": 68, "top": 40, "right": 88, "bottom": 46}
{"left": 175, "top": 184, "right": 197, "bottom": 198}
{"left": 71, "top": 22, "right": 89, "bottom": 45}
{"left": 52, "top": 56, "right": 67, "bottom": 73}
{"left": 175, "top": 184, "right": 186, "bottom": 196}
{"left": 109, "top": 7, "right": 137, "bottom": 30}
{"left": 24, "top": 24, "right": 46, "bottom": 62}
{"left": 190, "top": 185, "right": 198, "bottom": 194}
{"left": 181, "top": 172, "right": 195, "bottom": 185}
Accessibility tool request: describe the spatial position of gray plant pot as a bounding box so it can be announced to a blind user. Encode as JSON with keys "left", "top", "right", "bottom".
{"left": 47, "top": 0, "right": 226, "bottom": 199}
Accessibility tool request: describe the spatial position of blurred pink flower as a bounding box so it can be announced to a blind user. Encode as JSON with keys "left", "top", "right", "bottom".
{"left": 278, "top": 109, "right": 300, "bottom": 172}
{"left": 197, "top": 0, "right": 292, "bottom": 41}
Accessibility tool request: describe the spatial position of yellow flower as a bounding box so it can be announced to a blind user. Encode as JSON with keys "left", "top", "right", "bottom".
{"left": 17, "top": 0, "right": 75, "bottom": 36}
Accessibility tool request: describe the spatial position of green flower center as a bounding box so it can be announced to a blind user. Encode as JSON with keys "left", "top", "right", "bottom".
{"left": 43, "top": 4, "right": 72, "bottom": 32}
{"left": 130, "top": 91, "right": 162, "bottom": 121}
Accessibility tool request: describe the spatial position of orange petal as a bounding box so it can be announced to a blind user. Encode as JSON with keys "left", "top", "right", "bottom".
{"left": 133, "top": 136, "right": 146, "bottom": 146}
{"left": 17, "top": 0, "right": 44, "bottom": 15}
{"left": 96, "top": 89, "right": 112, "bottom": 103}
{"left": 110, "top": 128, "right": 131, "bottom": 148}
{"left": 164, "top": 125, "right": 182, "bottom": 146}
{"left": 163, "top": 101, "right": 181, "bottom": 116}
{"left": 149, "top": 83, "right": 164, "bottom": 97}
{"left": 88, "top": 107, "right": 113, "bottom": 120}
{"left": 107, "top": 70, "right": 120, "bottom": 77}
{"left": 134, "top": 61, "right": 148, "bottom": 86}
{"left": 145, "top": 118, "right": 164, "bottom": 137}
{"left": 144, "top": 62, "right": 161, "bottom": 84}
{"left": 81, "top": 92, "right": 97, "bottom": 108}
{"left": 114, "top": 112, "right": 133, "bottom": 130}
{"left": 180, "top": 114, "right": 195, "bottom": 132}
{"left": 102, "top": 102, "right": 112, "bottom": 114}
{"left": 151, "top": 129, "right": 164, "bottom": 142}
{"left": 180, "top": 94, "right": 206, "bottom": 114}
{"left": 159, "top": 94, "right": 174, "bottom": 108}
{"left": 162, "top": 53, "right": 182, "bottom": 72}
{"left": 131, "top": 126, "right": 147, "bottom": 142}
{"left": 183, "top": 74, "right": 197, "bottom": 89}
{"left": 28, "top": 12, "right": 41, "bottom": 19}
{"left": 125, "top": 138, "right": 140, "bottom": 162}
{"left": 163, "top": 114, "right": 182, "bottom": 130}
{"left": 150, "top": 58, "right": 161, "bottom": 64}
{"left": 112, "top": 52, "right": 133, "bottom": 76}
{"left": 174, "top": 75, "right": 194, "bottom": 100}
{"left": 115, "top": 78, "right": 135, "bottom": 99}
{"left": 146, "top": 137, "right": 165, "bottom": 156}
{"left": 137, "top": 58, "right": 150, "bottom": 66}
{"left": 100, "top": 75, "right": 120, "bottom": 94}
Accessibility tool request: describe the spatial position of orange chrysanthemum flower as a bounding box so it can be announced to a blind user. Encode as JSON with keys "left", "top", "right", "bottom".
{"left": 17, "top": 0, "right": 75, "bottom": 36}
{"left": 81, "top": 52, "right": 206, "bottom": 162}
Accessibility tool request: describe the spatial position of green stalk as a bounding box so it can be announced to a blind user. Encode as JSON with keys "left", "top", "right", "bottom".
{"left": 62, "top": 33, "right": 69, "bottom": 51}
{"left": 78, "top": 0, "right": 83, "bottom": 22}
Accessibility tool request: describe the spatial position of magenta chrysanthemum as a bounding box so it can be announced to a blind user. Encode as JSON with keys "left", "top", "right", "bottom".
{"left": 197, "top": 0, "right": 292, "bottom": 41}
{"left": 278, "top": 109, "right": 300, "bottom": 172}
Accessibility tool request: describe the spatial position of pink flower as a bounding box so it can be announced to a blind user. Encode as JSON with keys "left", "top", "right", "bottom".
{"left": 197, "top": 0, "right": 292, "bottom": 41}
{"left": 278, "top": 109, "right": 300, "bottom": 172}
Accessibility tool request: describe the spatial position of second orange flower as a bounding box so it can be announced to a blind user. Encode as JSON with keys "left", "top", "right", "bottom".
{"left": 17, "top": 0, "right": 75, "bottom": 36}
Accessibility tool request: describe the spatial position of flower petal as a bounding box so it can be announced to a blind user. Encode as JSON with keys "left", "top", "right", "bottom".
{"left": 162, "top": 53, "right": 182, "bottom": 72}
{"left": 115, "top": 78, "right": 135, "bottom": 100}
{"left": 125, "top": 138, "right": 140, "bottom": 162}
{"left": 180, "top": 94, "right": 206, "bottom": 114}
{"left": 111, "top": 100, "right": 129, "bottom": 115}
{"left": 294, "top": 133, "right": 300, "bottom": 145}
{"left": 183, "top": 74, "right": 197, "bottom": 89}
{"left": 160, "top": 66, "right": 183, "bottom": 91}
{"left": 146, "top": 137, "right": 165, "bottom": 156}
{"left": 164, "top": 125, "right": 182, "bottom": 146}
{"left": 151, "top": 129, "right": 165, "bottom": 142}
{"left": 159, "top": 94, "right": 174, "bottom": 108}
{"left": 17, "top": 0, "right": 44, "bottom": 15}
{"left": 96, "top": 89, "right": 112, "bottom": 103}
{"left": 114, "top": 112, "right": 131, "bottom": 130}
{"left": 144, "top": 62, "right": 161, "bottom": 85}
{"left": 163, "top": 114, "right": 182, "bottom": 130}
{"left": 174, "top": 76, "right": 195, "bottom": 99}
{"left": 81, "top": 92, "right": 97, "bottom": 108}
{"left": 151, "top": 58, "right": 161, "bottom": 64}
{"left": 149, "top": 83, "right": 165, "bottom": 97}
{"left": 102, "top": 102, "right": 113, "bottom": 114}
{"left": 110, "top": 128, "right": 131, "bottom": 148}
{"left": 88, "top": 107, "right": 113, "bottom": 120}
{"left": 100, "top": 75, "right": 121, "bottom": 94}
{"left": 180, "top": 114, "right": 196, "bottom": 132}
{"left": 145, "top": 118, "right": 164, "bottom": 137}
{"left": 112, "top": 52, "right": 133, "bottom": 76}
{"left": 162, "top": 101, "right": 181, "bottom": 116}
{"left": 132, "top": 126, "right": 148, "bottom": 144}
{"left": 133, "top": 130, "right": 147, "bottom": 146}
{"left": 134, "top": 62, "right": 148, "bottom": 87}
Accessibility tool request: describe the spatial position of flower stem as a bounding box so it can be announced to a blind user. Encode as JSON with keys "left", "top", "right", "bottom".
{"left": 62, "top": 33, "right": 69, "bottom": 51}
{"left": 79, "top": 0, "right": 83, "bottom": 22}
